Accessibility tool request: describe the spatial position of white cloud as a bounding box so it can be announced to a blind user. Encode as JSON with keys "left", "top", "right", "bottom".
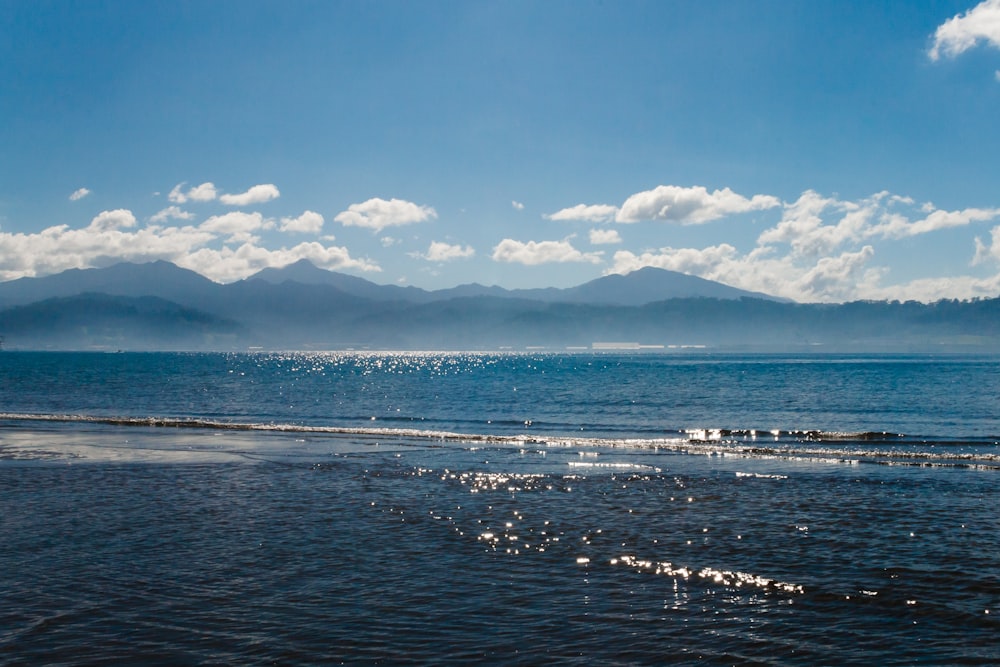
{"left": 89, "top": 209, "right": 137, "bottom": 231}
{"left": 0, "top": 213, "right": 375, "bottom": 284}
{"left": 755, "top": 191, "right": 1000, "bottom": 260}
{"left": 169, "top": 182, "right": 218, "bottom": 204}
{"left": 545, "top": 203, "right": 620, "bottom": 222}
{"left": 199, "top": 211, "right": 272, "bottom": 242}
{"left": 279, "top": 210, "right": 324, "bottom": 234}
{"left": 973, "top": 234, "right": 992, "bottom": 265}
{"left": 335, "top": 197, "right": 437, "bottom": 233}
{"left": 973, "top": 225, "right": 1000, "bottom": 264}
{"left": 867, "top": 273, "right": 1000, "bottom": 302}
{"left": 417, "top": 241, "right": 475, "bottom": 262}
{"left": 219, "top": 184, "right": 281, "bottom": 206}
{"left": 607, "top": 244, "right": 884, "bottom": 303}
{"left": 608, "top": 237, "right": 1000, "bottom": 304}
{"left": 491, "top": 238, "right": 603, "bottom": 265}
{"left": 166, "top": 182, "right": 280, "bottom": 206}
{"left": 512, "top": 200, "right": 525, "bottom": 211}
{"left": 871, "top": 206, "right": 1000, "bottom": 238}
{"left": 188, "top": 183, "right": 218, "bottom": 202}
{"left": 0, "top": 219, "right": 215, "bottom": 281}
{"left": 616, "top": 185, "right": 781, "bottom": 224}
{"left": 604, "top": 188, "right": 1000, "bottom": 303}
{"left": 796, "top": 246, "right": 880, "bottom": 303}
{"left": 8, "top": 183, "right": 1000, "bottom": 304}
{"left": 609, "top": 244, "right": 743, "bottom": 280}
{"left": 929, "top": 0, "right": 1000, "bottom": 61}
{"left": 549, "top": 185, "right": 780, "bottom": 225}
{"left": 149, "top": 206, "right": 195, "bottom": 223}
{"left": 380, "top": 236, "right": 400, "bottom": 247}
{"left": 179, "top": 241, "right": 379, "bottom": 283}
{"left": 757, "top": 190, "right": 865, "bottom": 256}
{"left": 589, "top": 228, "right": 622, "bottom": 245}
{"left": 69, "top": 188, "right": 90, "bottom": 201}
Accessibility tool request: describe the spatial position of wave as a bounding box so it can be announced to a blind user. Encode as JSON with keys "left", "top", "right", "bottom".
{"left": 684, "top": 428, "right": 907, "bottom": 442}
{"left": 2, "top": 412, "right": 999, "bottom": 468}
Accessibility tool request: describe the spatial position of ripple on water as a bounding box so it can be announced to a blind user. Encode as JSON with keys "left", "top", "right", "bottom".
{"left": 3, "top": 429, "right": 1000, "bottom": 664}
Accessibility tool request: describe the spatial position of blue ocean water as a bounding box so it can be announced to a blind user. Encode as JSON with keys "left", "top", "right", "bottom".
{"left": 1, "top": 351, "right": 999, "bottom": 664}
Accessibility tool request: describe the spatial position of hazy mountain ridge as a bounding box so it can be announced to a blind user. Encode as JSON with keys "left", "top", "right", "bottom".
{"left": 0, "top": 261, "right": 219, "bottom": 309}
{"left": 0, "top": 293, "right": 243, "bottom": 350}
{"left": 1, "top": 261, "right": 999, "bottom": 351}
{"left": 248, "top": 260, "right": 435, "bottom": 303}
{"left": 245, "top": 260, "right": 780, "bottom": 305}
{"left": 0, "top": 260, "right": 772, "bottom": 310}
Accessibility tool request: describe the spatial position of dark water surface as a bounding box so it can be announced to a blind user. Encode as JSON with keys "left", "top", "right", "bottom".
{"left": 1, "top": 352, "right": 999, "bottom": 664}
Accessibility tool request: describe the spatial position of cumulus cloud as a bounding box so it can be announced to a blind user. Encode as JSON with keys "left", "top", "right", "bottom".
{"left": 604, "top": 189, "right": 1000, "bottom": 303}
{"left": 973, "top": 224, "right": 1000, "bottom": 266}
{"left": 759, "top": 191, "right": 1000, "bottom": 257}
{"left": 796, "top": 246, "right": 879, "bottom": 302}
{"left": 9, "top": 181, "right": 1000, "bottom": 304}
{"left": 866, "top": 273, "right": 1000, "bottom": 302}
{"left": 69, "top": 188, "right": 90, "bottom": 201}
{"left": 89, "top": 209, "right": 137, "bottom": 231}
{"left": 0, "top": 213, "right": 375, "bottom": 283}
{"left": 607, "top": 244, "right": 882, "bottom": 303}
{"left": 616, "top": 185, "right": 781, "bottom": 224}
{"left": 179, "top": 241, "right": 379, "bottom": 283}
{"left": 929, "top": 0, "right": 1000, "bottom": 61}
{"left": 871, "top": 206, "right": 1000, "bottom": 238}
{"left": 169, "top": 182, "right": 218, "bottom": 204}
{"left": 757, "top": 190, "right": 864, "bottom": 256}
{"left": 416, "top": 241, "right": 476, "bottom": 262}
{"left": 149, "top": 206, "right": 195, "bottom": 223}
{"left": 512, "top": 200, "right": 525, "bottom": 211}
{"left": 973, "top": 234, "right": 992, "bottom": 265}
{"left": 219, "top": 184, "right": 281, "bottom": 206}
{"left": 589, "top": 228, "right": 622, "bottom": 245}
{"left": 547, "top": 185, "right": 780, "bottom": 225}
{"left": 279, "top": 210, "right": 324, "bottom": 234}
{"left": 0, "top": 218, "right": 215, "bottom": 281}
{"left": 199, "top": 211, "right": 273, "bottom": 243}
{"left": 546, "top": 204, "right": 620, "bottom": 222}
{"left": 491, "top": 238, "right": 603, "bottom": 265}
{"left": 166, "top": 182, "right": 280, "bottom": 206}
{"left": 609, "top": 244, "right": 742, "bottom": 280}
{"left": 335, "top": 197, "right": 437, "bottom": 233}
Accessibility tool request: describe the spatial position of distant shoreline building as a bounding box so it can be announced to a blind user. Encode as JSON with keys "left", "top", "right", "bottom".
{"left": 591, "top": 342, "right": 665, "bottom": 350}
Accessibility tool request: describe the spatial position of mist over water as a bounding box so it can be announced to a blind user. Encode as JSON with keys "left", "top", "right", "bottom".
{"left": 2, "top": 352, "right": 999, "bottom": 664}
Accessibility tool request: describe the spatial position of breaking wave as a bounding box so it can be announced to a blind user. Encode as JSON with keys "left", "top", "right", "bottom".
{"left": 2, "top": 412, "right": 999, "bottom": 469}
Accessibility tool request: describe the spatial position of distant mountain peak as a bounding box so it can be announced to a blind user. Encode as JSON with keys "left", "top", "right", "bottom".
{"left": 554, "top": 266, "right": 787, "bottom": 305}
{"left": 250, "top": 258, "right": 333, "bottom": 284}
{"left": 247, "top": 260, "right": 434, "bottom": 302}
{"left": 0, "top": 260, "right": 218, "bottom": 308}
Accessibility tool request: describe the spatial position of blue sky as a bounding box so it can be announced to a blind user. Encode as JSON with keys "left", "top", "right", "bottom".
{"left": 2, "top": 0, "right": 1000, "bottom": 302}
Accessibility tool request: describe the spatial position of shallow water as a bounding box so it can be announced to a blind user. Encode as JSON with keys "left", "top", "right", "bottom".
{"left": 2, "top": 352, "right": 999, "bottom": 664}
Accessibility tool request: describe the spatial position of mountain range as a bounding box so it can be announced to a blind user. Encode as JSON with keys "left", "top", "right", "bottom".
{"left": 248, "top": 259, "right": 783, "bottom": 305}
{"left": 0, "top": 259, "right": 780, "bottom": 309}
{"left": 0, "top": 260, "right": 998, "bottom": 351}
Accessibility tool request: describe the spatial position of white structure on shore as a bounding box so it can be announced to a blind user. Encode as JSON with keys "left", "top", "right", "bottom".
{"left": 591, "top": 342, "right": 665, "bottom": 350}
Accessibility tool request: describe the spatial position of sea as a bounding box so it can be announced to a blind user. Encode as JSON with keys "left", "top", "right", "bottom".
{"left": 1, "top": 350, "right": 999, "bottom": 665}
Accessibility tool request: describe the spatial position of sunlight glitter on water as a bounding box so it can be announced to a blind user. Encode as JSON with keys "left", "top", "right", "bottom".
{"left": 610, "top": 555, "right": 805, "bottom": 595}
